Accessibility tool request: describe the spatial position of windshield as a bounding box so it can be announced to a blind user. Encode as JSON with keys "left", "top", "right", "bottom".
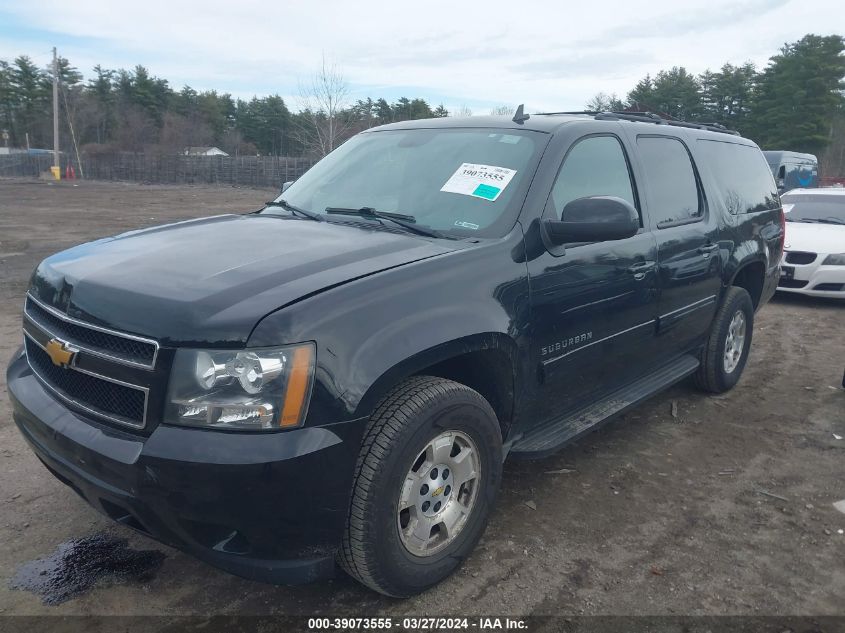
{"left": 263, "top": 128, "right": 546, "bottom": 237}
{"left": 781, "top": 193, "right": 845, "bottom": 224}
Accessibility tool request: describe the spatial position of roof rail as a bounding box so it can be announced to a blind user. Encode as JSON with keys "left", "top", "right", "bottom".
{"left": 533, "top": 110, "right": 599, "bottom": 116}
{"left": 600, "top": 110, "right": 740, "bottom": 135}
{"left": 535, "top": 109, "right": 740, "bottom": 136}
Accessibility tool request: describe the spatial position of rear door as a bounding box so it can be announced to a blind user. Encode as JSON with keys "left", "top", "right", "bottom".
{"left": 628, "top": 133, "right": 723, "bottom": 358}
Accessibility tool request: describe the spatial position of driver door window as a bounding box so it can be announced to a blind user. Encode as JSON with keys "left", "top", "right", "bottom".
{"left": 550, "top": 136, "right": 638, "bottom": 222}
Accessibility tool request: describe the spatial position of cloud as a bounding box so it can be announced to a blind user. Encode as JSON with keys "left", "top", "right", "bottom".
{"left": 0, "top": 0, "right": 837, "bottom": 112}
{"left": 509, "top": 49, "right": 657, "bottom": 80}
{"left": 580, "top": 0, "right": 793, "bottom": 43}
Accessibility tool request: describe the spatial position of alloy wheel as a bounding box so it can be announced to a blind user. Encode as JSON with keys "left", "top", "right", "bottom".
{"left": 397, "top": 430, "right": 481, "bottom": 557}
{"left": 723, "top": 310, "right": 746, "bottom": 374}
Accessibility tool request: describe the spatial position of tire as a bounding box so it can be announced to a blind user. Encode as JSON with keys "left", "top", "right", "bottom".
{"left": 339, "top": 376, "right": 503, "bottom": 597}
{"left": 694, "top": 286, "right": 754, "bottom": 393}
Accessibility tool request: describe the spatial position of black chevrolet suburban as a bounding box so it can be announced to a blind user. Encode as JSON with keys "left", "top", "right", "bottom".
{"left": 6, "top": 111, "right": 783, "bottom": 597}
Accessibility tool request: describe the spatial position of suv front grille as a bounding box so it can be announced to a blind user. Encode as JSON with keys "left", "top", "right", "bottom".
{"left": 785, "top": 251, "right": 817, "bottom": 265}
{"left": 25, "top": 337, "right": 147, "bottom": 427}
{"left": 25, "top": 296, "right": 158, "bottom": 368}
{"left": 21, "top": 294, "right": 159, "bottom": 430}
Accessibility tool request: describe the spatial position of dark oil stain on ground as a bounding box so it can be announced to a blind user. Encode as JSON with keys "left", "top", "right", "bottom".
{"left": 9, "top": 532, "right": 166, "bottom": 604}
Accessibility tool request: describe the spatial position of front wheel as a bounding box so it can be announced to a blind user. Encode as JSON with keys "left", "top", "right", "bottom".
{"left": 339, "top": 376, "right": 503, "bottom": 597}
{"left": 694, "top": 286, "right": 754, "bottom": 393}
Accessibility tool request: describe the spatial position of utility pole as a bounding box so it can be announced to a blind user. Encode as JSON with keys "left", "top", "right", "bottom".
{"left": 52, "top": 47, "right": 59, "bottom": 172}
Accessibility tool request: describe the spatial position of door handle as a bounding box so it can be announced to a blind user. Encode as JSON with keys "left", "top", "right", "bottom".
{"left": 698, "top": 243, "right": 719, "bottom": 257}
{"left": 626, "top": 261, "right": 656, "bottom": 280}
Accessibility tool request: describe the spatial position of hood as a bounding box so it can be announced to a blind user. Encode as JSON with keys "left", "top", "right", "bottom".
{"left": 784, "top": 221, "right": 845, "bottom": 255}
{"left": 29, "top": 214, "right": 455, "bottom": 346}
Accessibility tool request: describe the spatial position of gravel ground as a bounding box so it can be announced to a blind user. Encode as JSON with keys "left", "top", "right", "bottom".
{"left": 0, "top": 179, "right": 843, "bottom": 617}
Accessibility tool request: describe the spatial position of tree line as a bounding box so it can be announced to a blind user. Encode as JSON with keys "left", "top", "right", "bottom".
{"left": 586, "top": 34, "right": 845, "bottom": 174}
{"left": 1, "top": 33, "right": 842, "bottom": 172}
{"left": 0, "top": 57, "right": 449, "bottom": 158}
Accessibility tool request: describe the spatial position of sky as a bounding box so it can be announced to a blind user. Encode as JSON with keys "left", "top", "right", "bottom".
{"left": 0, "top": 0, "right": 842, "bottom": 114}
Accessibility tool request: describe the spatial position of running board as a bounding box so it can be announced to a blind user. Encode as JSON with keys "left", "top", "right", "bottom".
{"left": 510, "top": 354, "right": 700, "bottom": 459}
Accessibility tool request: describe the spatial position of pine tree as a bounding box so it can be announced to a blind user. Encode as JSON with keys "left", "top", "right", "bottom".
{"left": 0, "top": 60, "right": 16, "bottom": 144}
{"left": 650, "top": 68, "right": 701, "bottom": 120}
{"left": 626, "top": 75, "right": 654, "bottom": 111}
{"left": 10, "top": 56, "right": 49, "bottom": 147}
{"left": 626, "top": 68, "right": 701, "bottom": 120}
{"left": 87, "top": 66, "right": 115, "bottom": 144}
{"left": 699, "top": 63, "right": 756, "bottom": 131}
{"left": 750, "top": 34, "right": 845, "bottom": 153}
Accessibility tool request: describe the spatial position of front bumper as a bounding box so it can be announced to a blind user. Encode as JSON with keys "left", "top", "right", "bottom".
{"left": 778, "top": 253, "right": 845, "bottom": 298}
{"left": 6, "top": 352, "right": 367, "bottom": 584}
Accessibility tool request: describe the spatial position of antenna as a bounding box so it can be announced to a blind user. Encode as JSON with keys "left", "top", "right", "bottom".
{"left": 512, "top": 104, "right": 530, "bottom": 124}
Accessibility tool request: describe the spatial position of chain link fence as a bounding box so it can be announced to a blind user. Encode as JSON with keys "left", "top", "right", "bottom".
{"left": 0, "top": 153, "right": 314, "bottom": 188}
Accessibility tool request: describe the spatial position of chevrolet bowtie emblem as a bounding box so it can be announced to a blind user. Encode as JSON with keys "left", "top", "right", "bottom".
{"left": 45, "top": 338, "right": 77, "bottom": 368}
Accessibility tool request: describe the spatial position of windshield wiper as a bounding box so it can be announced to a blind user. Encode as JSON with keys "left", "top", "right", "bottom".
{"left": 325, "top": 207, "right": 446, "bottom": 238}
{"left": 264, "top": 199, "right": 323, "bottom": 222}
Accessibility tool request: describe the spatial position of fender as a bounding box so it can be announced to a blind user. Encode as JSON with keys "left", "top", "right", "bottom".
{"left": 722, "top": 209, "right": 780, "bottom": 309}
{"left": 727, "top": 253, "right": 768, "bottom": 286}
{"left": 248, "top": 230, "right": 532, "bottom": 427}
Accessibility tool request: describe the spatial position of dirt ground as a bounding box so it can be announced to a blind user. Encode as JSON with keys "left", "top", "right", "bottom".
{"left": 0, "top": 178, "right": 843, "bottom": 617}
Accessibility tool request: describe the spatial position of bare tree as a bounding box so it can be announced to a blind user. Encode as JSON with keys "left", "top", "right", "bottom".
{"left": 298, "top": 56, "right": 352, "bottom": 157}
{"left": 585, "top": 92, "right": 625, "bottom": 112}
{"left": 490, "top": 105, "right": 513, "bottom": 116}
{"left": 452, "top": 105, "right": 473, "bottom": 117}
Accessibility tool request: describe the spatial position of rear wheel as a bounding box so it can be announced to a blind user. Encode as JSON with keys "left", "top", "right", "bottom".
{"left": 339, "top": 376, "right": 502, "bottom": 597}
{"left": 694, "top": 286, "right": 754, "bottom": 393}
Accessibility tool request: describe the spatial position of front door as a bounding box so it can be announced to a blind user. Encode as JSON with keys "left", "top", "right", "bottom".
{"left": 525, "top": 132, "right": 659, "bottom": 426}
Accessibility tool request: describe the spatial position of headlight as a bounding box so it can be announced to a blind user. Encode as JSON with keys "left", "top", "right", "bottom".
{"left": 164, "top": 342, "right": 315, "bottom": 430}
{"left": 822, "top": 253, "right": 845, "bottom": 266}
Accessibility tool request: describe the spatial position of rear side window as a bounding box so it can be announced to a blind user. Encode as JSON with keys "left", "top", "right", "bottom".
{"left": 637, "top": 136, "right": 702, "bottom": 227}
{"left": 550, "top": 135, "right": 637, "bottom": 219}
{"left": 696, "top": 140, "right": 779, "bottom": 214}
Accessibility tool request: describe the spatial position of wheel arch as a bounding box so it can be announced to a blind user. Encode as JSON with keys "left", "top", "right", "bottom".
{"left": 353, "top": 333, "right": 519, "bottom": 439}
{"left": 728, "top": 257, "right": 767, "bottom": 309}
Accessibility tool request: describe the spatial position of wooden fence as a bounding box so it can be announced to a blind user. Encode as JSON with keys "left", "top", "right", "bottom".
{"left": 0, "top": 153, "right": 315, "bottom": 188}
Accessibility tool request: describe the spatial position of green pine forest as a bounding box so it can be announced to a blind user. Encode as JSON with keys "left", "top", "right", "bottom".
{"left": 1, "top": 33, "right": 843, "bottom": 175}
{"left": 586, "top": 34, "right": 845, "bottom": 175}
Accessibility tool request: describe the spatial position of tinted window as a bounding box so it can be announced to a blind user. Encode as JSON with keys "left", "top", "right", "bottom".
{"left": 637, "top": 136, "right": 701, "bottom": 227}
{"left": 780, "top": 192, "right": 845, "bottom": 224}
{"left": 696, "top": 140, "right": 780, "bottom": 214}
{"left": 550, "top": 136, "right": 637, "bottom": 219}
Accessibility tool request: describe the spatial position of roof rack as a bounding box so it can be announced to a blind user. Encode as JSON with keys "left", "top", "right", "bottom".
{"left": 534, "top": 109, "right": 740, "bottom": 136}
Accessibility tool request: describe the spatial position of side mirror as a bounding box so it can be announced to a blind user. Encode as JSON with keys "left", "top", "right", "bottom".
{"left": 543, "top": 196, "right": 639, "bottom": 245}
{"left": 280, "top": 180, "right": 293, "bottom": 194}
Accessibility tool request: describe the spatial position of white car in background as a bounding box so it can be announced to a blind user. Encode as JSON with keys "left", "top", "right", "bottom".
{"left": 778, "top": 188, "right": 845, "bottom": 299}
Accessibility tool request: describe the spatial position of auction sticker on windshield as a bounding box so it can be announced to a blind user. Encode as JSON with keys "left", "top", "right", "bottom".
{"left": 441, "top": 163, "right": 516, "bottom": 202}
